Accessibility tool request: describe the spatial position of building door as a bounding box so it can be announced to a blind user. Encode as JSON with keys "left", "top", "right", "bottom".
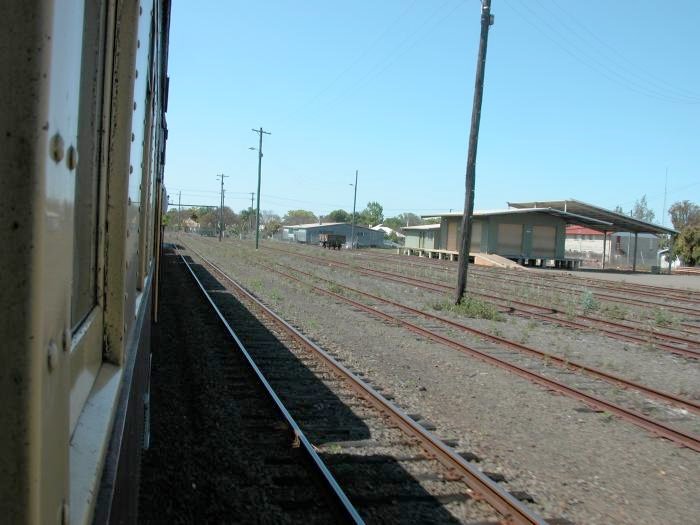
{"left": 497, "top": 223, "right": 523, "bottom": 255}
{"left": 470, "top": 221, "right": 482, "bottom": 252}
{"left": 531, "top": 225, "right": 556, "bottom": 257}
{"left": 447, "top": 219, "right": 459, "bottom": 251}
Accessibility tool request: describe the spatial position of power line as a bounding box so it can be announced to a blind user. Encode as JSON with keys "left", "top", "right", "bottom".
{"left": 547, "top": 0, "right": 700, "bottom": 101}
{"left": 280, "top": 0, "right": 420, "bottom": 124}
{"left": 502, "top": 0, "right": 700, "bottom": 105}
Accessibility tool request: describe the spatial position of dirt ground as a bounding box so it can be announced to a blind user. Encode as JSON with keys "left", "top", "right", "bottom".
{"left": 175, "top": 234, "right": 699, "bottom": 525}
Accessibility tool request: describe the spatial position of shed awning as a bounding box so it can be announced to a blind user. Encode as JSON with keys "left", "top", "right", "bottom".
{"left": 422, "top": 208, "right": 613, "bottom": 229}
{"left": 507, "top": 199, "right": 677, "bottom": 235}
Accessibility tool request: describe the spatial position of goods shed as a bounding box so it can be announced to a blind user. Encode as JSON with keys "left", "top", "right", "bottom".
{"left": 414, "top": 208, "right": 610, "bottom": 268}
{"left": 284, "top": 222, "right": 386, "bottom": 248}
{"left": 402, "top": 224, "right": 441, "bottom": 251}
{"left": 508, "top": 200, "right": 677, "bottom": 271}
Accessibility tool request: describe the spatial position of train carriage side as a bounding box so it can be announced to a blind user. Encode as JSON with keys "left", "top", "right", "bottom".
{"left": 0, "top": 1, "right": 171, "bottom": 524}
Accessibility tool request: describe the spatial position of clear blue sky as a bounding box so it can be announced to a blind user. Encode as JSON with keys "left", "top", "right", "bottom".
{"left": 164, "top": 0, "right": 699, "bottom": 225}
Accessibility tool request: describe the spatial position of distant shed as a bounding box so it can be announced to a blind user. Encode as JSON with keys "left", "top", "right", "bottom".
{"left": 284, "top": 222, "right": 385, "bottom": 248}
{"left": 402, "top": 224, "right": 441, "bottom": 250}
{"left": 415, "top": 208, "right": 610, "bottom": 267}
{"left": 509, "top": 199, "right": 676, "bottom": 270}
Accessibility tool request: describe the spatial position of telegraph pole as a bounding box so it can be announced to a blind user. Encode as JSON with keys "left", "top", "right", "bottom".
{"left": 178, "top": 191, "right": 182, "bottom": 231}
{"left": 252, "top": 127, "right": 271, "bottom": 249}
{"left": 455, "top": 0, "right": 494, "bottom": 305}
{"left": 350, "top": 170, "right": 358, "bottom": 249}
{"left": 217, "top": 173, "right": 228, "bottom": 241}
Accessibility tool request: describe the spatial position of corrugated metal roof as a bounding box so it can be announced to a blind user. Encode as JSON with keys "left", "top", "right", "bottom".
{"left": 421, "top": 208, "right": 613, "bottom": 228}
{"left": 566, "top": 225, "right": 605, "bottom": 236}
{"left": 401, "top": 224, "right": 441, "bottom": 231}
{"left": 284, "top": 222, "right": 375, "bottom": 231}
{"left": 508, "top": 199, "right": 677, "bottom": 235}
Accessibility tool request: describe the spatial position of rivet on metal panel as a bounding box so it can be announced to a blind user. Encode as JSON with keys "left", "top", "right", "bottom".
{"left": 66, "top": 145, "right": 78, "bottom": 171}
{"left": 140, "top": 5, "right": 143, "bottom": 15}
{"left": 50, "top": 134, "right": 65, "bottom": 163}
{"left": 134, "top": 101, "right": 137, "bottom": 110}
{"left": 137, "top": 39, "right": 140, "bottom": 49}
{"left": 128, "top": 197, "right": 132, "bottom": 206}
{"left": 130, "top": 165, "right": 133, "bottom": 174}
{"left": 135, "top": 70, "right": 138, "bottom": 79}
{"left": 62, "top": 328, "right": 71, "bottom": 352}
{"left": 126, "top": 229, "right": 130, "bottom": 238}
{"left": 47, "top": 340, "right": 58, "bottom": 371}
{"left": 131, "top": 133, "right": 135, "bottom": 142}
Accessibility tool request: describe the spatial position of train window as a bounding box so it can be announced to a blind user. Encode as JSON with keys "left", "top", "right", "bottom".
{"left": 72, "top": 1, "right": 106, "bottom": 329}
{"left": 69, "top": 0, "right": 111, "bottom": 436}
{"left": 137, "top": 24, "right": 157, "bottom": 290}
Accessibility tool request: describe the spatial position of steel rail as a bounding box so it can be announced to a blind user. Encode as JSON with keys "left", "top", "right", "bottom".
{"left": 352, "top": 252, "right": 700, "bottom": 324}
{"left": 264, "top": 246, "right": 700, "bottom": 359}
{"left": 270, "top": 262, "right": 700, "bottom": 416}
{"left": 179, "top": 253, "right": 365, "bottom": 524}
{"left": 306, "top": 247, "right": 700, "bottom": 345}
{"left": 185, "top": 244, "right": 549, "bottom": 525}
{"left": 367, "top": 250, "right": 700, "bottom": 303}
{"left": 227, "top": 252, "right": 700, "bottom": 453}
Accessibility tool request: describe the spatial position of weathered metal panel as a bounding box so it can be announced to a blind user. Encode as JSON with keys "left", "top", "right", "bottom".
{"left": 0, "top": 0, "right": 84, "bottom": 522}
{"left": 531, "top": 225, "right": 556, "bottom": 258}
{"left": 496, "top": 223, "right": 523, "bottom": 255}
{"left": 446, "top": 219, "right": 459, "bottom": 251}
{"left": 470, "top": 221, "right": 482, "bottom": 252}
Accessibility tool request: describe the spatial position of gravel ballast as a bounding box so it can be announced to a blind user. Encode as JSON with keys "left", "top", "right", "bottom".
{"left": 178, "top": 235, "right": 699, "bottom": 524}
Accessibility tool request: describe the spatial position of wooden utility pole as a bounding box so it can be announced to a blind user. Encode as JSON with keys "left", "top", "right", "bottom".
{"left": 455, "top": 0, "right": 494, "bottom": 304}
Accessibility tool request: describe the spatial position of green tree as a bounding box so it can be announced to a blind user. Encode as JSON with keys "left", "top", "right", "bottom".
{"left": 629, "top": 195, "right": 655, "bottom": 223}
{"left": 668, "top": 200, "right": 700, "bottom": 230}
{"left": 360, "top": 201, "right": 383, "bottom": 226}
{"left": 264, "top": 219, "right": 283, "bottom": 236}
{"left": 239, "top": 207, "right": 255, "bottom": 233}
{"left": 326, "top": 209, "right": 350, "bottom": 222}
{"left": 671, "top": 226, "right": 700, "bottom": 266}
{"left": 384, "top": 212, "right": 422, "bottom": 231}
{"left": 282, "top": 209, "right": 317, "bottom": 225}
{"left": 613, "top": 205, "right": 624, "bottom": 214}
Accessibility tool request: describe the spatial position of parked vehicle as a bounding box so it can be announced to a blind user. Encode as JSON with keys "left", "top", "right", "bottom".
{"left": 320, "top": 233, "right": 346, "bottom": 250}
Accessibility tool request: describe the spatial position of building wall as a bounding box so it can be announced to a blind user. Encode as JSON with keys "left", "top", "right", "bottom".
{"left": 440, "top": 218, "right": 487, "bottom": 252}
{"left": 565, "top": 232, "right": 660, "bottom": 268}
{"left": 292, "top": 223, "right": 385, "bottom": 247}
{"left": 440, "top": 213, "right": 565, "bottom": 259}
{"left": 405, "top": 232, "right": 420, "bottom": 249}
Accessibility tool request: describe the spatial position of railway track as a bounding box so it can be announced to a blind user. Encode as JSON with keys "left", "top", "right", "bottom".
{"left": 181, "top": 245, "right": 551, "bottom": 524}
{"left": 243, "top": 259, "right": 700, "bottom": 453}
{"left": 268, "top": 261, "right": 700, "bottom": 418}
{"left": 364, "top": 253, "right": 700, "bottom": 344}
{"left": 264, "top": 246, "right": 700, "bottom": 359}
{"left": 364, "top": 250, "right": 700, "bottom": 305}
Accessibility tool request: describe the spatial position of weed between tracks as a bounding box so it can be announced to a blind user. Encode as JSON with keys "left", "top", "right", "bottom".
{"left": 432, "top": 296, "right": 504, "bottom": 321}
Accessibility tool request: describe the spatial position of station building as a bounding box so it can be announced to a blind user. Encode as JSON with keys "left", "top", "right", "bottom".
{"left": 283, "top": 222, "right": 386, "bottom": 248}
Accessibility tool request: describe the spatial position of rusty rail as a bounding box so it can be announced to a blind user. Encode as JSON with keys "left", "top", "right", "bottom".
{"left": 185, "top": 244, "right": 549, "bottom": 525}
{"left": 264, "top": 246, "right": 700, "bottom": 359}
